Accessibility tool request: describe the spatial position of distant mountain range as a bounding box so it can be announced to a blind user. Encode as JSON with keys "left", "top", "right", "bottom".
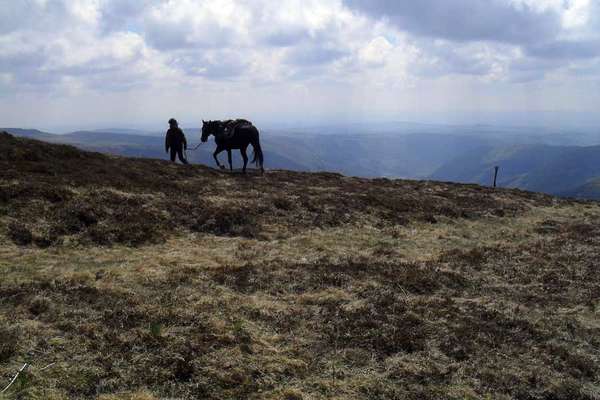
{"left": 1, "top": 127, "right": 496, "bottom": 178}
{"left": 560, "top": 178, "right": 600, "bottom": 200}
{"left": 4, "top": 126, "right": 600, "bottom": 200}
{"left": 429, "top": 144, "right": 600, "bottom": 198}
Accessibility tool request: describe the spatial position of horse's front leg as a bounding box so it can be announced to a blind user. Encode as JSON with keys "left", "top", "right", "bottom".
{"left": 227, "top": 149, "right": 233, "bottom": 171}
{"left": 213, "top": 147, "right": 225, "bottom": 169}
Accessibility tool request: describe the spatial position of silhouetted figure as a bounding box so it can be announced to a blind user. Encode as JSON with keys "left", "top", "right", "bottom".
{"left": 165, "top": 118, "right": 188, "bottom": 164}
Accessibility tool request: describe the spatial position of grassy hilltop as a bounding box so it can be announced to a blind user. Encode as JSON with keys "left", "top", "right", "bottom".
{"left": 1, "top": 131, "right": 599, "bottom": 399}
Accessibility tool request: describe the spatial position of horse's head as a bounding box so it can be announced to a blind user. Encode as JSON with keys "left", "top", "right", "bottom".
{"left": 201, "top": 120, "right": 216, "bottom": 142}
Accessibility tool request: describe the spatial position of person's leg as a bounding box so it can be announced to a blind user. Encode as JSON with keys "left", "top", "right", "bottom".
{"left": 170, "top": 149, "right": 176, "bottom": 162}
{"left": 177, "top": 148, "right": 188, "bottom": 164}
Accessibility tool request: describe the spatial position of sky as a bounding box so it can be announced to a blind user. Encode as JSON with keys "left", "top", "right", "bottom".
{"left": 0, "top": 0, "right": 599, "bottom": 131}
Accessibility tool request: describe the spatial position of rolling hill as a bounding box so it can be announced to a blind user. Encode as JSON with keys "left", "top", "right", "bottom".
{"left": 1, "top": 131, "right": 600, "bottom": 399}
{"left": 560, "top": 177, "right": 600, "bottom": 200}
{"left": 1, "top": 127, "right": 498, "bottom": 179}
{"left": 430, "top": 143, "right": 600, "bottom": 197}
{"left": 6, "top": 127, "right": 600, "bottom": 199}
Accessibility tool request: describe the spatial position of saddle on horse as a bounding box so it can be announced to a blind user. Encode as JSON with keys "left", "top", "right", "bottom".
{"left": 220, "top": 119, "right": 252, "bottom": 139}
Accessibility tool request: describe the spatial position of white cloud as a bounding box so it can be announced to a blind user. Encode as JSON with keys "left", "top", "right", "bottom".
{"left": 143, "top": 0, "right": 251, "bottom": 50}
{"left": 358, "top": 37, "right": 394, "bottom": 67}
{"left": 0, "top": 0, "right": 598, "bottom": 128}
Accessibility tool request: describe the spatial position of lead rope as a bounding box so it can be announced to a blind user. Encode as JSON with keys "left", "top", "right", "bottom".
{"left": 184, "top": 142, "right": 203, "bottom": 162}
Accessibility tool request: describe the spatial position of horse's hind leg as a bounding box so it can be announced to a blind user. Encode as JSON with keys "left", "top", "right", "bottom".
{"left": 240, "top": 146, "right": 248, "bottom": 174}
{"left": 227, "top": 149, "right": 233, "bottom": 171}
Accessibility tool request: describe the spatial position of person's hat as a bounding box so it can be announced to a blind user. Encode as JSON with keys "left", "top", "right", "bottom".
{"left": 168, "top": 118, "right": 177, "bottom": 125}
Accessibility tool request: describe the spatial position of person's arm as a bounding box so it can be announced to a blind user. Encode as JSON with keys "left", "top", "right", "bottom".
{"left": 165, "top": 131, "right": 170, "bottom": 152}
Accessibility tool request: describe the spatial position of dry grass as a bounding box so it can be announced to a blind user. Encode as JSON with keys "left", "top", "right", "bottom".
{"left": 1, "top": 132, "right": 600, "bottom": 399}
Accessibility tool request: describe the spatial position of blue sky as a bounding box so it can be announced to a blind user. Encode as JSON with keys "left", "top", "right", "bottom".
{"left": 0, "top": 0, "right": 599, "bottom": 130}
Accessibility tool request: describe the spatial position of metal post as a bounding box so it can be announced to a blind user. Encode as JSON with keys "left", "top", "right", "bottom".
{"left": 493, "top": 166, "right": 499, "bottom": 188}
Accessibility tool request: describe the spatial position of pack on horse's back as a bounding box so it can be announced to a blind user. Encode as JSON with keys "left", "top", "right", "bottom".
{"left": 201, "top": 119, "right": 264, "bottom": 174}
{"left": 221, "top": 119, "right": 252, "bottom": 139}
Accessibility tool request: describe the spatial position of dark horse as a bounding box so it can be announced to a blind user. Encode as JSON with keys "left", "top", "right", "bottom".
{"left": 201, "top": 120, "right": 264, "bottom": 174}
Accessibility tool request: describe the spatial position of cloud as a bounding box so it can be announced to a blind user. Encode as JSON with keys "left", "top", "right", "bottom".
{"left": 528, "top": 39, "right": 600, "bottom": 59}
{"left": 141, "top": 0, "right": 250, "bottom": 50}
{"left": 98, "top": 0, "right": 152, "bottom": 32}
{"left": 343, "top": 0, "right": 561, "bottom": 45}
{"left": 261, "top": 28, "right": 310, "bottom": 47}
{"left": 285, "top": 44, "right": 349, "bottom": 66}
{"left": 343, "top": 0, "right": 600, "bottom": 81}
{"left": 357, "top": 37, "right": 394, "bottom": 67}
{"left": 506, "top": 55, "right": 564, "bottom": 82}
{"left": 409, "top": 40, "right": 508, "bottom": 78}
{"left": 170, "top": 49, "right": 250, "bottom": 79}
{"left": 0, "top": 0, "right": 599, "bottom": 128}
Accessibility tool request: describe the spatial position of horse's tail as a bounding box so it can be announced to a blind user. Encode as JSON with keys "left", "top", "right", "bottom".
{"left": 250, "top": 127, "right": 264, "bottom": 172}
{"left": 251, "top": 142, "right": 262, "bottom": 165}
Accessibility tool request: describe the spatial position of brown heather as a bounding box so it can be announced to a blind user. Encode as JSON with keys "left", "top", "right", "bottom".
{"left": 0, "top": 132, "right": 599, "bottom": 399}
